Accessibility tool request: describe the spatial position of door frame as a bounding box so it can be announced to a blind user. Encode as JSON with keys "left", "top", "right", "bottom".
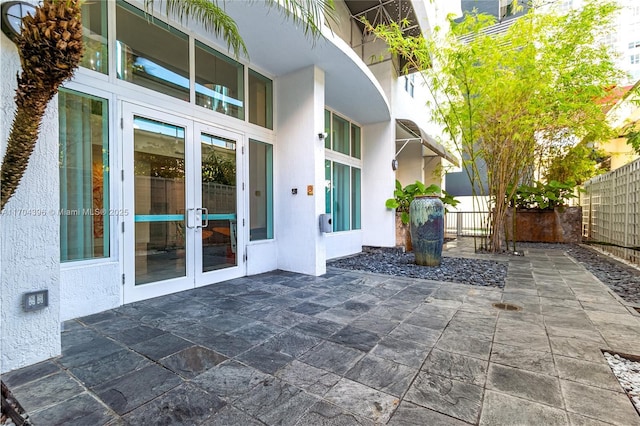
{"left": 122, "top": 102, "right": 246, "bottom": 304}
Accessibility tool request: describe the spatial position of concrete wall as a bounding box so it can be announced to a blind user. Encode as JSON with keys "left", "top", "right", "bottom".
{"left": 397, "top": 142, "right": 423, "bottom": 186}
{"left": 361, "top": 120, "right": 396, "bottom": 248}
{"left": 1, "top": 27, "right": 62, "bottom": 372}
{"left": 275, "top": 66, "right": 327, "bottom": 275}
{"left": 59, "top": 263, "right": 121, "bottom": 322}
{"left": 246, "top": 240, "right": 278, "bottom": 275}
{"left": 326, "top": 231, "right": 363, "bottom": 260}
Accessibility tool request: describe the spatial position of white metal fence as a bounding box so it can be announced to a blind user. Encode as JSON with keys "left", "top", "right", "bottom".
{"left": 581, "top": 158, "right": 640, "bottom": 267}
{"left": 444, "top": 211, "right": 491, "bottom": 237}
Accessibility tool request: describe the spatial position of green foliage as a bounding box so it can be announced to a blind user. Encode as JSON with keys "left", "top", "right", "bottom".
{"left": 202, "top": 152, "right": 236, "bottom": 185}
{"left": 508, "top": 180, "right": 578, "bottom": 210}
{"left": 621, "top": 120, "right": 640, "bottom": 155}
{"left": 385, "top": 180, "right": 459, "bottom": 224}
{"left": 544, "top": 142, "right": 608, "bottom": 184}
{"left": 366, "top": 0, "right": 624, "bottom": 251}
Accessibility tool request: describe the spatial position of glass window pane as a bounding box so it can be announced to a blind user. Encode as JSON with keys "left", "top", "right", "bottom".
{"left": 201, "top": 134, "right": 237, "bottom": 270}
{"left": 116, "top": 1, "right": 189, "bottom": 101}
{"left": 196, "top": 41, "right": 244, "bottom": 120}
{"left": 249, "top": 140, "right": 273, "bottom": 241}
{"left": 351, "top": 124, "right": 361, "bottom": 159}
{"left": 332, "top": 162, "right": 350, "bottom": 231}
{"left": 325, "top": 160, "right": 331, "bottom": 214}
{"left": 351, "top": 168, "right": 361, "bottom": 230}
{"left": 133, "top": 117, "right": 186, "bottom": 284}
{"left": 324, "top": 109, "right": 331, "bottom": 149}
{"left": 59, "top": 89, "right": 109, "bottom": 262}
{"left": 81, "top": 0, "right": 108, "bottom": 74}
{"left": 249, "top": 69, "right": 273, "bottom": 129}
{"left": 332, "top": 115, "right": 349, "bottom": 155}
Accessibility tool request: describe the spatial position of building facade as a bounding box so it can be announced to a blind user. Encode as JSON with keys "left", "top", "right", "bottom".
{"left": 0, "top": 0, "right": 460, "bottom": 372}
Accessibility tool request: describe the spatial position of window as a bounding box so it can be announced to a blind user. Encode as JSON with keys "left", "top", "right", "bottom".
{"left": 116, "top": 1, "right": 190, "bottom": 101}
{"left": 249, "top": 69, "right": 273, "bottom": 129}
{"left": 325, "top": 110, "right": 361, "bottom": 158}
{"left": 332, "top": 114, "right": 350, "bottom": 155}
{"left": 324, "top": 161, "right": 361, "bottom": 232}
{"left": 351, "top": 168, "right": 361, "bottom": 230}
{"left": 59, "top": 89, "right": 110, "bottom": 262}
{"left": 324, "top": 110, "right": 362, "bottom": 232}
{"left": 80, "top": 0, "right": 107, "bottom": 74}
{"left": 631, "top": 54, "right": 640, "bottom": 65}
{"left": 557, "top": 0, "right": 572, "bottom": 13}
{"left": 196, "top": 41, "right": 244, "bottom": 119}
{"left": 324, "top": 109, "right": 332, "bottom": 149}
{"left": 249, "top": 140, "right": 273, "bottom": 241}
{"left": 351, "top": 124, "right": 361, "bottom": 159}
{"left": 404, "top": 74, "right": 415, "bottom": 97}
{"left": 629, "top": 41, "right": 640, "bottom": 50}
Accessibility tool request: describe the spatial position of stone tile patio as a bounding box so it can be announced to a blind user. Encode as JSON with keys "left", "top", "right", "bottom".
{"left": 3, "top": 241, "right": 640, "bottom": 425}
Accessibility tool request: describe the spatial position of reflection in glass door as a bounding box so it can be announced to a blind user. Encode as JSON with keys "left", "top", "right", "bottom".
{"left": 133, "top": 117, "right": 187, "bottom": 285}
{"left": 200, "top": 133, "right": 237, "bottom": 272}
{"left": 123, "top": 104, "right": 245, "bottom": 303}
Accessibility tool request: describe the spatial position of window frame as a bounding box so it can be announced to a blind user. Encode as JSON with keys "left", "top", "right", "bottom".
{"left": 248, "top": 139, "right": 274, "bottom": 242}
{"left": 324, "top": 108, "right": 363, "bottom": 232}
{"left": 58, "top": 87, "right": 115, "bottom": 264}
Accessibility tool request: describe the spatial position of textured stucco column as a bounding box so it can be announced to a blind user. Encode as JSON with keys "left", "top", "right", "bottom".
{"left": 275, "top": 66, "right": 326, "bottom": 275}
{"left": 1, "top": 31, "right": 61, "bottom": 373}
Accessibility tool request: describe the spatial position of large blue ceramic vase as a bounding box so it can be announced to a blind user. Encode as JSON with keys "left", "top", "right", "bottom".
{"left": 409, "top": 195, "right": 444, "bottom": 266}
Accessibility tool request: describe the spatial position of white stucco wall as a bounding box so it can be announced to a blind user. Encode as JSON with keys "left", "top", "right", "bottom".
{"left": 1, "top": 30, "right": 61, "bottom": 373}
{"left": 275, "top": 66, "right": 327, "bottom": 275}
{"left": 246, "top": 240, "right": 278, "bottom": 275}
{"left": 59, "top": 262, "right": 121, "bottom": 321}
{"left": 361, "top": 120, "right": 396, "bottom": 248}
{"left": 397, "top": 142, "right": 424, "bottom": 185}
{"left": 326, "top": 231, "right": 363, "bottom": 259}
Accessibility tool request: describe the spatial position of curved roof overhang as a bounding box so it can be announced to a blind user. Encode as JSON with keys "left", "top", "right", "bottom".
{"left": 396, "top": 118, "right": 459, "bottom": 166}
{"left": 216, "top": 2, "right": 390, "bottom": 124}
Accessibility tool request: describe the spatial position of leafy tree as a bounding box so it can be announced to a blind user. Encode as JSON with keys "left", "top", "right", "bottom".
{"left": 544, "top": 142, "right": 608, "bottom": 184}
{"left": 366, "top": 0, "right": 623, "bottom": 252}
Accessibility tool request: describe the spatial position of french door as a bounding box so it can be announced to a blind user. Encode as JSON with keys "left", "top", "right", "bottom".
{"left": 122, "top": 104, "right": 245, "bottom": 303}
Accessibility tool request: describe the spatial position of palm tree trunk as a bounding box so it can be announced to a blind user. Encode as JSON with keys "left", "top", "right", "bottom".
{"left": 1, "top": 91, "right": 50, "bottom": 211}
{"left": 0, "top": 0, "right": 84, "bottom": 212}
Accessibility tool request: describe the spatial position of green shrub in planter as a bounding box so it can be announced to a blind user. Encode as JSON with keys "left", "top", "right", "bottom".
{"left": 385, "top": 180, "right": 459, "bottom": 224}
{"left": 508, "top": 180, "right": 579, "bottom": 210}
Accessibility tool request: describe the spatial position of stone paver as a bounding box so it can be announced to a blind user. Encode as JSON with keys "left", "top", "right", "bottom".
{"left": 2, "top": 239, "right": 640, "bottom": 425}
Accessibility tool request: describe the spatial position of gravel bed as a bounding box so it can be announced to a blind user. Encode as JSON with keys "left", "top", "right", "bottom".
{"left": 605, "top": 352, "right": 640, "bottom": 415}
{"left": 565, "top": 245, "right": 640, "bottom": 306}
{"left": 329, "top": 247, "right": 507, "bottom": 288}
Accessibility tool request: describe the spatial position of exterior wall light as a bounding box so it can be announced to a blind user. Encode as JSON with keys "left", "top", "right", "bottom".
{"left": 391, "top": 158, "right": 399, "bottom": 170}
{"left": 1, "top": 1, "right": 36, "bottom": 43}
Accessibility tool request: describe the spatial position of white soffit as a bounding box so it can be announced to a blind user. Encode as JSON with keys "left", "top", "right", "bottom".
{"left": 219, "top": 2, "right": 391, "bottom": 124}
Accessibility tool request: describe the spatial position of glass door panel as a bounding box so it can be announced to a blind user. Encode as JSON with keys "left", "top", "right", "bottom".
{"left": 200, "top": 133, "right": 237, "bottom": 272}
{"left": 133, "top": 116, "right": 187, "bottom": 285}
{"left": 123, "top": 104, "right": 245, "bottom": 303}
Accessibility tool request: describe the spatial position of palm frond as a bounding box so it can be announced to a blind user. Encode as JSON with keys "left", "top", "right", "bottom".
{"left": 260, "top": 0, "right": 337, "bottom": 40}
{"left": 145, "top": 0, "right": 248, "bottom": 58}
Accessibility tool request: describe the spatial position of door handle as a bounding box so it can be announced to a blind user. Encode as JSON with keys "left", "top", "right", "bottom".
{"left": 200, "top": 207, "right": 209, "bottom": 229}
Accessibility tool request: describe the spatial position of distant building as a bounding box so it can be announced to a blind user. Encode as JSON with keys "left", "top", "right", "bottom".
{"left": 459, "top": 0, "right": 528, "bottom": 22}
